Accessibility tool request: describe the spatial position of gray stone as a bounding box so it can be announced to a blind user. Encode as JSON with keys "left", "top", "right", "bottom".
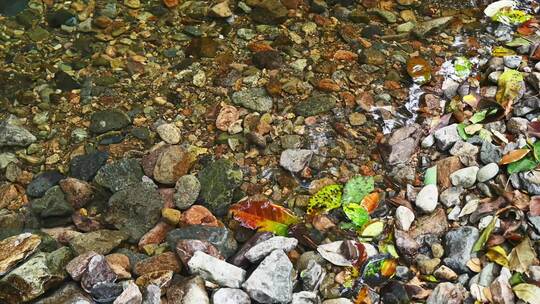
{"left": 412, "top": 16, "right": 453, "bottom": 38}
{"left": 27, "top": 170, "right": 65, "bottom": 198}
{"left": 440, "top": 187, "right": 463, "bottom": 207}
{"left": 197, "top": 159, "right": 243, "bottom": 216}
{"left": 156, "top": 123, "right": 181, "bottom": 144}
{"left": 31, "top": 186, "right": 74, "bottom": 220}
{"left": 294, "top": 94, "right": 337, "bottom": 116}
{"left": 245, "top": 236, "right": 298, "bottom": 262}
{"left": 188, "top": 251, "right": 246, "bottom": 288}
{"left": 143, "top": 284, "right": 161, "bottom": 304}
{"left": 444, "top": 226, "right": 479, "bottom": 274}
{"left": 242, "top": 250, "right": 294, "bottom": 303}
{"left": 0, "top": 118, "right": 36, "bottom": 147}
{"left": 232, "top": 88, "right": 273, "bottom": 112}
{"left": 442, "top": 78, "right": 460, "bottom": 99}
{"left": 280, "top": 149, "right": 313, "bottom": 172}
{"left": 113, "top": 281, "right": 142, "bottom": 304}
{"left": 292, "top": 291, "right": 320, "bottom": 304}
{"left": 434, "top": 124, "right": 460, "bottom": 151}
{"left": 174, "top": 175, "right": 201, "bottom": 210}
{"left": 106, "top": 182, "right": 163, "bottom": 243}
{"left": 450, "top": 166, "right": 479, "bottom": 188}
{"left": 300, "top": 260, "right": 325, "bottom": 291}
{"left": 395, "top": 206, "right": 415, "bottom": 231}
{"left": 477, "top": 163, "right": 499, "bottom": 183}
{"left": 480, "top": 141, "right": 502, "bottom": 164}
{"left": 503, "top": 55, "right": 521, "bottom": 69}
{"left": 89, "top": 109, "right": 131, "bottom": 134}
{"left": 69, "top": 151, "right": 109, "bottom": 181}
{"left": 385, "top": 124, "right": 421, "bottom": 165}
{"left": 94, "top": 158, "right": 144, "bottom": 192}
{"left": 507, "top": 117, "right": 529, "bottom": 135}
{"left": 34, "top": 282, "right": 93, "bottom": 304}
{"left": 0, "top": 152, "right": 17, "bottom": 169}
{"left": 517, "top": 171, "right": 540, "bottom": 195}
{"left": 450, "top": 141, "right": 478, "bottom": 166}
{"left": 415, "top": 184, "right": 438, "bottom": 213}
{"left": 426, "top": 282, "right": 467, "bottom": 304}
{"left": 212, "top": 288, "right": 251, "bottom": 304}
{"left": 167, "top": 226, "right": 238, "bottom": 259}
{"left": 478, "top": 263, "right": 499, "bottom": 287}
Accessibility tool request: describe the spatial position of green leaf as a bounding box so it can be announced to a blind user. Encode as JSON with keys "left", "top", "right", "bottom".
{"left": 478, "top": 129, "right": 493, "bottom": 142}
{"left": 533, "top": 141, "right": 540, "bottom": 162}
{"left": 493, "top": 8, "right": 533, "bottom": 25}
{"left": 509, "top": 272, "right": 525, "bottom": 286}
{"left": 307, "top": 184, "right": 343, "bottom": 214}
{"left": 424, "top": 166, "right": 437, "bottom": 185}
{"left": 470, "top": 110, "right": 487, "bottom": 123}
{"left": 507, "top": 157, "right": 538, "bottom": 174}
{"left": 454, "top": 57, "right": 472, "bottom": 78}
{"left": 506, "top": 37, "right": 531, "bottom": 47}
{"left": 343, "top": 203, "right": 370, "bottom": 228}
{"left": 472, "top": 215, "right": 497, "bottom": 252}
{"left": 457, "top": 123, "right": 470, "bottom": 140}
{"left": 360, "top": 221, "right": 384, "bottom": 237}
{"left": 341, "top": 175, "right": 374, "bottom": 206}
{"left": 508, "top": 237, "right": 539, "bottom": 273}
{"left": 514, "top": 283, "right": 540, "bottom": 304}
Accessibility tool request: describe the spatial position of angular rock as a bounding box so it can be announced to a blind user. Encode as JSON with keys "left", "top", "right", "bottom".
{"left": 69, "top": 229, "right": 128, "bottom": 255}
{"left": 480, "top": 141, "right": 503, "bottom": 164}
{"left": 66, "top": 251, "right": 98, "bottom": 281}
{"left": 106, "top": 182, "right": 162, "bottom": 243}
{"left": 27, "top": 170, "right": 65, "bottom": 198}
{"left": 69, "top": 151, "right": 109, "bottom": 181}
{"left": 439, "top": 187, "right": 463, "bottom": 207}
{"left": 232, "top": 88, "right": 273, "bottom": 112}
{"left": 81, "top": 254, "right": 117, "bottom": 293}
{"left": 383, "top": 124, "right": 421, "bottom": 165}
{"left": 245, "top": 236, "right": 298, "bottom": 262}
{"left": 188, "top": 251, "right": 246, "bottom": 288}
{"left": 31, "top": 185, "right": 74, "bottom": 221}
{"left": 167, "top": 225, "right": 237, "bottom": 258}
{"left": 0, "top": 118, "right": 36, "bottom": 147}
{"left": 413, "top": 16, "right": 454, "bottom": 38}
{"left": 450, "top": 141, "right": 478, "bottom": 166}
{"left": 434, "top": 124, "right": 460, "bottom": 151}
{"left": 294, "top": 94, "right": 337, "bottom": 116}
{"left": 153, "top": 145, "right": 195, "bottom": 185}
{"left": 197, "top": 159, "right": 243, "bottom": 216}
{"left": 94, "top": 158, "right": 144, "bottom": 193}
{"left": 0, "top": 233, "right": 41, "bottom": 276}
{"left": 395, "top": 206, "right": 415, "bottom": 231}
{"left": 59, "top": 178, "right": 94, "bottom": 209}
{"left": 134, "top": 252, "right": 181, "bottom": 276}
{"left": 180, "top": 205, "right": 219, "bottom": 227}
{"left": 34, "top": 282, "right": 93, "bottom": 304}
{"left": 113, "top": 281, "right": 142, "bottom": 304}
{"left": 437, "top": 156, "right": 463, "bottom": 190}
{"left": 292, "top": 291, "right": 320, "bottom": 304}
{"left": 280, "top": 149, "right": 313, "bottom": 172}
{"left": 426, "top": 282, "right": 467, "bottom": 304}
{"left": 176, "top": 239, "right": 224, "bottom": 267}
{"left": 443, "top": 226, "right": 479, "bottom": 274}
{"left": 166, "top": 276, "right": 209, "bottom": 304}
{"left": 242, "top": 250, "right": 294, "bottom": 303}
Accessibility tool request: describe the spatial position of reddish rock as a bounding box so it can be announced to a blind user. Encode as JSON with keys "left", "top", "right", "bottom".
{"left": 66, "top": 251, "right": 98, "bottom": 281}
{"left": 81, "top": 255, "right": 117, "bottom": 293}
{"left": 180, "top": 205, "right": 219, "bottom": 227}
{"left": 141, "top": 144, "right": 169, "bottom": 178}
{"left": 134, "top": 252, "right": 181, "bottom": 276}
{"left": 437, "top": 156, "right": 462, "bottom": 190}
{"left": 0, "top": 183, "right": 28, "bottom": 211}
{"left": 138, "top": 221, "right": 175, "bottom": 251}
{"left": 175, "top": 239, "right": 224, "bottom": 267}
{"left": 216, "top": 105, "right": 240, "bottom": 132}
{"left": 105, "top": 253, "right": 131, "bottom": 279}
{"left": 153, "top": 146, "right": 195, "bottom": 185}
{"left": 72, "top": 211, "right": 103, "bottom": 232}
{"left": 159, "top": 188, "right": 175, "bottom": 209}
{"left": 59, "top": 178, "right": 94, "bottom": 209}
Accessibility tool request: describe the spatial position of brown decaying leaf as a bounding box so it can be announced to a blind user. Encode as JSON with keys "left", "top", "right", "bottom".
{"left": 528, "top": 121, "right": 540, "bottom": 138}
{"left": 508, "top": 237, "right": 539, "bottom": 273}
{"left": 499, "top": 149, "right": 530, "bottom": 165}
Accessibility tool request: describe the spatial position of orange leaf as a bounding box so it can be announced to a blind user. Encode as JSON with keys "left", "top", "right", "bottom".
{"left": 361, "top": 192, "right": 380, "bottom": 213}
{"left": 229, "top": 199, "right": 299, "bottom": 236}
{"left": 354, "top": 286, "right": 372, "bottom": 304}
{"left": 500, "top": 149, "right": 530, "bottom": 165}
{"left": 380, "top": 259, "right": 397, "bottom": 277}
{"left": 517, "top": 19, "right": 538, "bottom": 36}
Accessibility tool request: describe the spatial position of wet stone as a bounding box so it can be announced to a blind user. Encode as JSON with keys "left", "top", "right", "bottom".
{"left": 167, "top": 225, "right": 238, "bottom": 259}
{"left": 31, "top": 185, "right": 73, "bottom": 222}
{"left": 69, "top": 229, "right": 128, "bottom": 255}
{"left": 0, "top": 118, "right": 36, "bottom": 147}
{"left": 54, "top": 71, "right": 81, "bottom": 91}
{"left": 134, "top": 252, "right": 181, "bottom": 276}
{"left": 188, "top": 251, "right": 246, "bottom": 288}
{"left": 90, "top": 282, "right": 123, "bottom": 303}
{"left": 94, "top": 158, "right": 144, "bottom": 192}
{"left": 174, "top": 175, "right": 201, "bottom": 210}
{"left": 0, "top": 233, "right": 41, "bottom": 276}
{"left": 106, "top": 182, "right": 163, "bottom": 243}
{"left": 153, "top": 145, "right": 195, "bottom": 185}
{"left": 197, "top": 159, "right": 243, "bottom": 216}
{"left": 232, "top": 88, "right": 273, "bottom": 113}
{"left": 81, "top": 254, "right": 117, "bottom": 293}
{"left": 89, "top": 109, "right": 131, "bottom": 134}
{"left": 294, "top": 94, "right": 338, "bottom": 116}
{"left": 69, "top": 151, "right": 109, "bottom": 181}
{"left": 244, "top": 236, "right": 298, "bottom": 262}
{"left": 252, "top": 50, "right": 284, "bottom": 70}
{"left": 27, "top": 170, "right": 65, "bottom": 198}
{"left": 280, "top": 149, "right": 313, "bottom": 173}
{"left": 34, "top": 282, "right": 93, "bottom": 304}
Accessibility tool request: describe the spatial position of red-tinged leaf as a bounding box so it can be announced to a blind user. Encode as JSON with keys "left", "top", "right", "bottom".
{"left": 230, "top": 199, "right": 299, "bottom": 236}
{"left": 381, "top": 259, "right": 397, "bottom": 277}
{"left": 517, "top": 19, "right": 538, "bottom": 36}
{"left": 354, "top": 286, "right": 372, "bottom": 304}
{"left": 361, "top": 192, "right": 380, "bottom": 213}
{"left": 500, "top": 149, "right": 530, "bottom": 165}
{"left": 528, "top": 121, "right": 540, "bottom": 138}
{"left": 530, "top": 196, "right": 540, "bottom": 216}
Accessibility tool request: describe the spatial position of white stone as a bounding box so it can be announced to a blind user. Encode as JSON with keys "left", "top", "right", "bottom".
{"left": 188, "top": 251, "right": 246, "bottom": 288}
{"left": 156, "top": 123, "right": 180, "bottom": 144}
{"left": 395, "top": 206, "right": 415, "bottom": 231}
{"left": 415, "top": 184, "right": 438, "bottom": 213}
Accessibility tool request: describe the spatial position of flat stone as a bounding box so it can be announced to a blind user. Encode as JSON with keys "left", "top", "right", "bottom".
{"left": 434, "top": 124, "right": 460, "bottom": 151}
{"left": 134, "top": 252, "right": 181, "bottom": 276}
{"left": 197, "top": 159, "right": 243, "bottom": 216}
{"left": 415, "top": 184, "right": 438, "bottom": 213}
{"left": 34, "top": 282, "right": 93, "bottom": 304}
{"left": 69, "top": 151, "right": 109, "bottom": 181}
{"left": 443, "top": 226, "right": 479, "bottom": 274}
{"left": 232, "top": 88, "right": 273, "bottom": 112}
{"left": 477, "top": 163, "right": 499, "bottom": 183}
{"left": 167, "top": 225, "right": 238, "bottom": 259}
{"left": 0, "top": 118, "right": 36, "bottom": 147}
{"left": 242, "top": 250, "right": 294, "bottom": 303}
{"left": 113, "top": 281, "right": 142, "bottom": 304}
{"left": 413, "top": 16, "right": 454, "bottom": 38}
{"left": 176, "top": 239, "right": 223, "bottom": 267}
{"left": 450, "top": 166, "right": 479, "bottom": 188}
{"left": 426, "top": 282, "right": 466, "bottom": 304}
{"left": 69, "top": 229, "right": 128, "bottom": 255}
{"left": 30, "top": 185, "right": 74, "bottom": 221}
{"left": 294, "top": 94, "right": 337, "bottom": 116}
{"left": 213, "top": 288, "right": 250, "bottom": 304}
{"left": 89, "top": 109, "right": 131, "bottom": 134}
{"left": 27, "top": 170, "right": 65, "bottom": 198}
{"left": 156, "top": 123, "right": 181, "bottom": 144}
{"left": 154, "top": 145, "right": 195, "bottom": 185}
{"left": 292, "top": 291, "right": 320, "bottom": 304}
{"left": 105, "top": 182, "right": 163, "bottom": 243}
{"left": 245, "top": 236, "right": 298, "bottom": 262}
{"left": 0, "top": 233, "right": 41, "bottom": 276}
{"left": 94, "top": 158, "right": 144, "bottom": 192}
{"left": 174, "top": 175, "right": 201, "bottom": 210}
{"left": 188, "top": 251, "right": 246, "bottom": 288}
{"left": 280, "top": 149, "right": 313, "bottom": 172}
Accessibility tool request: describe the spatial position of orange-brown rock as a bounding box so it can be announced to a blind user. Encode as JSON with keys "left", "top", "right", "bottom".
{"left": 180, "top": 205, "right": 219, "bottom": 227}
{"left": 134, "top": 252, "right": 181, "bottom": 276}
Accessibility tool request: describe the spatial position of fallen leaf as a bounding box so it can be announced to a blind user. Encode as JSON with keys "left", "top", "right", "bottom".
{"left": 472, "top": 215, "right": 498, "bottom": 252}
{"left": 360, "top": 221, "right": 384, "bottom": 238}
{"left": 407, "top": 57, "right": 432, "bottom": 84}
{"left": 467, "top": 258, "right": 482, "bottom": 272}
{"left": 485, "top": 245, "right": 509, "bottom": 267}
{"left": 496, "top": 69, "right": 524, "bottom": 116}
{"left": 507, "top": 157, "right": 538, "bottom": 174}
{"left": 424, "top": 166, "right": 437, "bottom": 186}
{"left": 492, "top": 8, "right": 533, "bottom": 25}
{"left": 517, "top": 19, "right": 538, "bottom": 36}
{"left": 528, "top": 121, "right": 540, "bottom": 138}
{"left": 454, "top": 57, "right": 473, "bottom": 78}
{"left": 508, "top": 237, "right": 539, "bottom": 273}
{"left": 307, "top": 184, "right": 343, "bottom": 214}
{"left": 484, "top": 0, "right": 514, "bottom": 17}
{"left": 344, "top": 203, "right": 370, "bottom": 228}
{"left": 361, "top": 192, "right": 380, "bottom": 213}
{"left": 500, "top": 149, "right": 530, "bottom": 165}
{"left": 513, "top": 283, "right": 540, "bottom": 304}
{"left": 470, "top": 110, "right": 488, "bottom": 124}
{"left": 492, "top": 46, "right": 517, "bottom": 57}
{"left": 230, "top": 199, "right": 299, "bottom": 236}
{"left": 317, "top": 241, "right": 353, "bottom": 267}
{"left": 342, "top": 176, "right": 375, "bottom": 206}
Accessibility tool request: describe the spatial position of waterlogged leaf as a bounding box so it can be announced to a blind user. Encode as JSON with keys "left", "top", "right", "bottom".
{"left": 496, "top": 69, "right": 524, "bottom": 116}
{"left": 514, "top": 283, "right": 540, "bottom": 304}
{"left": 500, "top": 149, "right": 530, "bottom": 165}
{"left": 343, "top": 203, "right": 370, "bottom": 228}
{"left": 508, "top": 237, "right": 539, "bottom": 273}
{"left": 361, "top": 192, "right": 380, "bottom": 213}
{"left": 380, "top": 259, "right": 397, "bottom": 277}
{"left": 342, "top": 175, "right": 374, "bottom": 206}
{"left": 506, "top": 37, "right": 532, "bottom": 47}
{"left": 472, "top": 215, "right": 497, "bottom": 252}
{"left": 492, "top": 46, "right": 516, "bottom": 57}
{"left": 361, "top": 221, "right": 384, "bottom": 238}
{"left": 230, "top": 199, "right": 299, "bottom": 236}
{"left": 454, "top": 57, "right": 473, "bottom": 78}
{"left": 470, "top": 110, "right": 487, "bottom": 124}
{"left": 493, "top": 8, "right": 533, "bottom": 25}
{"left": 424, "top": 166, "right": 437, "bottom": 185}
{"left": 507, "top": 157, "right": 538, "bottom": 174}
{"left": 406, "top": 56, "right": 432, "bottom": 84}
{"left": 486, "top": 245, "right": 509, "bottom": 267}
{"left": 457, "top": 123, "right": 470, "bottom": 140}
{"left": 307, "top": 184, "right": 343, "bottom": 214}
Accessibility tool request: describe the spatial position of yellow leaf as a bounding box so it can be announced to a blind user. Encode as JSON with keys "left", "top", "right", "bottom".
{"left": 486, "top": 246, "right": 509, "bottom": 267}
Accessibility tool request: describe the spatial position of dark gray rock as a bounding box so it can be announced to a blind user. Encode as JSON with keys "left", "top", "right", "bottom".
{"left": 94, "top": 158, "right": 143, "bottom": 192}
{"left": 197, "top": 159, "right": 243, "bottom": 216}
{"left": 443, "top": 226, "right": 479, "bottom": 274}
{"left": 34, "top": 282, "right": 93, "bottom": 304}
{"left": 30, "top": 186, "right": 73, "bottom": 222}
{"left": 27, "top": 170, "right": 65, "bottom": 197}
{"left": 480, "top": 141, "right": 502, "bottom": 165}
{"left": 0, "top": 119, "right": 36, "bottom": 147}
{"left": 294, "top": 94, "right": 337, "bottom": 116}
{"left": 106, "top": 182, "right": 163, "bottom": 242}
{"left": 69, "top": 151, "right": 109, "bottom": 181}
{"left": 167, "top": 225, "right": 238, "bottom": 259}
{"left": 89, "top": 109, "right": 131, "bottom": 134}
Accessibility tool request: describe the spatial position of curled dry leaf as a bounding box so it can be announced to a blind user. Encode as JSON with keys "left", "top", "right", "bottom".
{"left": 229, "top": 199, "right": 299, "bottom": 236}
{"left": 508, "top": 237, "right": 539, "bottom": 273}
